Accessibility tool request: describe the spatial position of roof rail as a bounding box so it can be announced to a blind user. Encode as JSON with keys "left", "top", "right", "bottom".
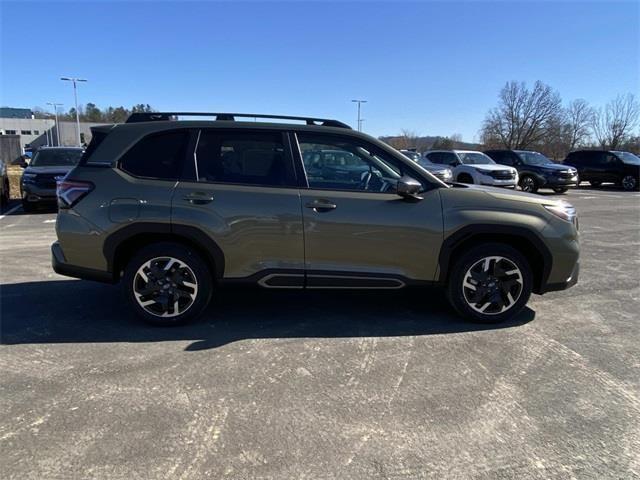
{"left": 125, "top": 112, "right": 351, "bottom": 129}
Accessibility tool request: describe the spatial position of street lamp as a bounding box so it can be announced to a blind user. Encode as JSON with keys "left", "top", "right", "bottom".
{"left": 60, "top": 77, "right": 87, "bottom": 146}
{"left": 46, "top": 102, "right": 63, "bottom": 146}
{"left": 351, "top": 99, "right": 367, "bottom": 132}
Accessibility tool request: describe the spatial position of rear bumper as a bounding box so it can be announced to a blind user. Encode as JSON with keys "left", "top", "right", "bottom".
{"left": 52, "top": 241, "right": 114, "bottom": 283}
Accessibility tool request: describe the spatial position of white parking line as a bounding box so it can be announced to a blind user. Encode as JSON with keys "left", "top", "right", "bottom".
{"left": 43, "top": 219, "right": 56, "bottom": 224}
{"left": 0, "top": 204, "right": 22, "bottom": 220}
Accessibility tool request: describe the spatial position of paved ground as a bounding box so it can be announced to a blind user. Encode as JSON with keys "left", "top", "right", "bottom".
{"left": 1, "top": 187, "right": 639, "bottom": 479}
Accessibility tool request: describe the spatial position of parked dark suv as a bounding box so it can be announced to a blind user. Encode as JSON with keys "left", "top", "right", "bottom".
{"left": 484, "top": 150, "right": 578, "bottom": 194}
{"left": 52, "top": 112, "right": 580, "bottom": 326}
{"left": 21, "top": 146, "right": 84, "bottom": 211}
{"left": 563, "top": 150, "right": 640, "bottom": 191}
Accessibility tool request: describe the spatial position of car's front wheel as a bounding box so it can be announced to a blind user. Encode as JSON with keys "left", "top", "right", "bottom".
{"left": 123, "top": 242, "right": 213, "bottom": 325}
{"left": 519, "top": 175, "right": 538, "bottom": 193}
{"left": 447, "top": 243, "right": 532, "bottom": 323}
{"left": 621, "top": 175, "right": 638, "bottom": 191}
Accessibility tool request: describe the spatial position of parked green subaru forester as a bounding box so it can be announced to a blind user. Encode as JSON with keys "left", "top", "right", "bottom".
{"left": 52, "top": 112, "right": 579, "bottom": 325}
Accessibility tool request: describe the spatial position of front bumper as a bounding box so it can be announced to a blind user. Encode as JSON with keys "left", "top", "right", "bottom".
{"left": 21, "top": 183, "right": 57, "bottom": 203}
{"left": 541, "top": 174, "right": 579, "bottom": 188}
{"left": 52, "top": 241, "right": 114, "bottom": 283}
{"left": 540, "top": 260, "right": 579, "bottom": 293}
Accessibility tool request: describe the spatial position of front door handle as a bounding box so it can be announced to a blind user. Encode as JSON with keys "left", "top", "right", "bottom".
{"left": 183, "top": 193, "right": 214, "bottom": 205}
{"left": 305, "top": 199, "right": 337, "bottom": 212}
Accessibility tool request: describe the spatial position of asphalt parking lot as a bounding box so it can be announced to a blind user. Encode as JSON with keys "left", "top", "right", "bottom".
{"left": 1, "top": 186, "right": 639, "bottom": 480}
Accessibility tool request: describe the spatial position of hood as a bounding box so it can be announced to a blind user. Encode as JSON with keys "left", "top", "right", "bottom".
{"left": 532, "top": 163, "right": 576, "bottom": 172}
{"left": 421, "top": 163, "right": 451, "bottom": 173}
{"left": 23, "top": 165, "right": 74, "bottom": 175}
{"left": 458, "top": 183, "right": 565, "bottom": 206}
{"left": 468, "top": 164, "right": 516, "bottom": 172}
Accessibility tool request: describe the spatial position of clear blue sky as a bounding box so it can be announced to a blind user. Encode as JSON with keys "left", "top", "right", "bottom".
{"left": 1, "top": 1, "right": 638, "bottom": 141}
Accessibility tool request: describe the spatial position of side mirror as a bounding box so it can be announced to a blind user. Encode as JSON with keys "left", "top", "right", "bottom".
{"left": 396, "top": 176, "right": 423, "bottom": 201}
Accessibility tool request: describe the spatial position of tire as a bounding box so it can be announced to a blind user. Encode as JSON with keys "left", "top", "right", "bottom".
{"left": 122, "top": 242, "right": 213, "bottom": 326}
{"left": 589, "top": 181, "right": 602, "bottom": 187}
{"left": 553, "top": 187, "right": 569, "bottom": 194}
{"left": 447, "top": 243, "right": 533, "bottom": 324}
{"left": 457, "top": 173, "right": 474, "bottom": 184}
{"left": 0, "top": 184, "right": 8, "bottom": 207}
{"left": 621, "top": 175, "right": 638, "bottom": 191}
{"left": 519, "top": 175, "right": 538, "bottom": 193}
{"left": 21, "top": 200, "right": 36, "bottom": 213}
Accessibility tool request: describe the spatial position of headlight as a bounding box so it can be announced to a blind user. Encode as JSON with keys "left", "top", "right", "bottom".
{"left": 544, "top": 202, "right": 577, "bottom": 224}
{"left": 442, "top": 169, "right": 452, "bottom": 179}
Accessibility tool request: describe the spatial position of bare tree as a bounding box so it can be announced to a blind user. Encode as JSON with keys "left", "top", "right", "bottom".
{"left": 480, "top": 81, "right": 563, "bottom": 149}
{"left": 565, "top": 99, "right": 593, "bottom": 150}
{"left": 592, "top": 94, "right": 640, "bottom": 149}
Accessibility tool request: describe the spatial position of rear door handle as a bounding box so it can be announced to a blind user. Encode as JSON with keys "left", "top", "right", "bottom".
{"left": 305, "top": 199, "right": 337, "bottom": 212}
{"left": 183, "top": 193, "right": 214, "bottom": 205}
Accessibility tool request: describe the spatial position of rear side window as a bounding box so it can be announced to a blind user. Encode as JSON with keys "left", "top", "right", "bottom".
{"left": 119, "top": 130, "right": 189, "bottom": 180}
{"left": 195, "top": 130, "right": 294, "bottom": 187}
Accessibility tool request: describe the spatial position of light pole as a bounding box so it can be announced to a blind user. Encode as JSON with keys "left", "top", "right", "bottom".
{"left": 351, "top": 99, "right": 367, "bottom": 132}
{"left": 60, "top": 77, "right": 87, "bottom": 146}
{"left": 46, "top": 102, "right": 63, "bottom": 146}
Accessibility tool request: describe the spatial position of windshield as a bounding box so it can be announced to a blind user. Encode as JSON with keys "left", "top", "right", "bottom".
{"left": 612, "top": 151, "right": 640, "bottom": 165}
{"left": 31, "top": 149, "right": 83, "bottom": 167}
{"left": 458, "top": 152, "right": 495, "bottom": 165}
{"left": 515, "top": 151, "right": 553, "bottom": 166}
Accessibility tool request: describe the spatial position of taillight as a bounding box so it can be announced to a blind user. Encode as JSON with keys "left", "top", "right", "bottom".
{"left": 56, "top": 179, "right": 94, "bottom": 208}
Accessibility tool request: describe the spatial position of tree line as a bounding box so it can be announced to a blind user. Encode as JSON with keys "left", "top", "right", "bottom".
{"left": 480, "top": 81, "right": 639, "bottom": 159}
{"left": 33, "top": 103, "right": 155, "bottom": 124}
{"left": 387, "top": 81, "right": 639, "bottom": 159}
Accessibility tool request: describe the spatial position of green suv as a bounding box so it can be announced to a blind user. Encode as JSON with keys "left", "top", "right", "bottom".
{"left": 52, "top": 112, "right": 579, "bottom": 325}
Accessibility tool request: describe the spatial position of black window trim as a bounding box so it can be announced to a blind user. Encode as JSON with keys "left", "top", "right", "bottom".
{"left": 117, "top": 127, "right": 193, "bottom": 182}
{"left": 188, "top": 128, "right": 298, "bottom": 189}
{"left": 292, "top": 131, "right": 436, "bottom": 195}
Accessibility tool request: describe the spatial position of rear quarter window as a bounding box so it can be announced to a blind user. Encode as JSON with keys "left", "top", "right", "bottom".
{"left": 119, "top": 130, "right": 189, "bottom": 180}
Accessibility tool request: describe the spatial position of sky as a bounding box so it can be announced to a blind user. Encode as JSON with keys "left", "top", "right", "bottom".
{"left": 1, "top": 1, "right": 638, "bottom": 142}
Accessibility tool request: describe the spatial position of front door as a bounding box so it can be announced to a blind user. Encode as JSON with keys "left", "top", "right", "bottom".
{"left": 172, "top": 128, "right": 305, "bottom": 286}
{"left": 295, "top": 133, "right": 443, "bottom": 287}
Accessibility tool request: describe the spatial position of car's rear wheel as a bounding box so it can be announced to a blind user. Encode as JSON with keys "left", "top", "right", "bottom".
{"left": 123, "top": 242, "right": 213, "bottom": 326}
{"left": 589, "top": 181, "right": 602, "bottom": 187}
{"left": 621, "top": 175, "right": 638, "bottom": 191}
{"left": 457, "top": 173, "right": 474, "bottom": 184}
{"left": 519, "top": 175, "right": 538, "bottom": 193}
{"left": 447, "top": 243, "right": 532, "bottom": 323}
{"left": 553, "top": 187, "right": 569, "bottom": 194}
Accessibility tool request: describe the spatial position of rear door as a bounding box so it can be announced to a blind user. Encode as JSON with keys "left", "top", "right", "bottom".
{"left": 294, "top": 132, "right": 443, "bottom": 286}
{"left": 171, "top": 128, "right": 305, "bottom": 285}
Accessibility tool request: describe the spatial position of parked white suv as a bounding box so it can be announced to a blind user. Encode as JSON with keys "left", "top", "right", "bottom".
{"left": 423, "top": 150, "right": 518, "bottom": 188}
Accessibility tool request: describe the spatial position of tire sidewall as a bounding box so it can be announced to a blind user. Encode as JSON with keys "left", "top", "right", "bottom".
{"left": 447, "top": 243, "right": 533, "bottom": 324}
{"left": 123, "top": 242, "right": 213, "bottom": 326}
{"left": 519, "top": 175, "right": 538, "bottom": 193}
{"left": 621, "top": 175, "right": 638, "bottom": 191}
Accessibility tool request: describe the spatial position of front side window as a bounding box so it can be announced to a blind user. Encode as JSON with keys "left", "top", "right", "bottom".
{"left": 298, "top": 133, "right": 415, "bottom": 193}
{"left": 119, "top": 130, "right": 188, "bottom": 180}
{"left": 195, "top": 130, "right": 293, "bottom": 187}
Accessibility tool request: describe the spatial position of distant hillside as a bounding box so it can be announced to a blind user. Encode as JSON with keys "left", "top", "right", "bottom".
{"left": 379, "top": 135, "right": 480, "bottom": 153}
